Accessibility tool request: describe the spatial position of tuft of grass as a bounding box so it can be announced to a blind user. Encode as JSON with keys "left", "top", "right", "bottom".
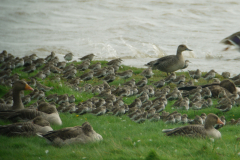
{"left": 145, "top": 150, "right": 160, "bottom": 160}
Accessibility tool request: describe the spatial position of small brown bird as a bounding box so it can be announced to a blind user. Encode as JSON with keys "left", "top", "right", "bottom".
{"left": 21, "top": 95, "right": 31, "bottom": 105}
{"left": 106, "top": 66, "right": 115, "bottom": 75}
{"left": 188, "top": 115, "right": 203, "bottom": 125}
{"left": 50, "top": 65, "right": 62, "bottom": 74}
{"left": 222, "top": 72, "right": 230, "bottom": 78}
{"left": 128, "top": 98, "right": 142, "bottom": 108}
{"left": 188, "top": 69, "right": 201, "bottom": 80}
{"left": 216, "top": 103, "right": 232, "bottom": 112}
{"left": 153, "top": 79, "right": 165, "bottom": 88}
{"left": 165, "top": 115, "right": 175, "bottom": 124}
{"left": 116, "top": 70, "right": 133, "bottom": 82}
{"left": 166, "top": 88, "right": 181, "bottom": 100}
{"left": 36, "top": 81, "right": 53, "bottom": 92}
{"left": 177, "top": 97, "right": 189, "bottom": 111}
{"left": 141, "top": 100, "right": 152, "bottom": 110}
{"left": 56, "top": 94, "right": 69, "bottom": 104}
{"left": 22, "top": 64, "right": 36, "bottom": 74}
{"left": 179, "top": 114, "right": 188, "bottom": 124}
{"left": 136, "top": 77, "right": 148, "bottom": 87}
{"left": 203, "top": 70, "right": 217, "bottom": 82}
{"left": 79, "top": 53, "right": 95, "bottom": 61}
{"left": 57, "top": 61, "right": 67, "bottom": 69}
{"left": 123, "top": 78, "right": 135, "bottom": 87}
{"left": 107, "top": 58, "right": 122, "bottom": 66}
{"left": 62, "top": 103, "right": 76, "bottom": 113}
{"left": 80, "top": 71, "right": 94, "bottom": 82}
{"left": 64, "top": 52, "right": 73, "bottom": 62}
{"left": 45, "top": 51, "right": 56, "bottom": 62}
{"left": 140, "top": 67, "right": 154, "bottom": 79}
{"left": 89, "top": 62, "right": 101, "bottom": 71}
{"left": 132, "top": 111, "right": 147, "bottom": 123}
{"left": 46, "top": 94, "right": 59, "bottom": 102}
{"left": 181, "top": 60, "right": 191, "bottom": 70}
{"left": 91, "top": 106, "right": 106, "bottom": 116}
{"left": 148, "top": 113, "right": 160, "bottom": 122}
{"left": 33, "top": 58, "right": 45, "bottom": 68}
{"left": 164, "top": 72, "right": 176, "bottom": 83}
{"left": 32, "top": 71, "right": 46, "bottom": 80}
{"left": 103, "top": 74, "right": 116, "bottom": 83}
{"left": 15, "top": 58, "right": 24, "bottom": 68}
{"left": 230, "top": 74, "right": 240, "bottom": 81}
{"left": 201, "top": 87, "right": 212, "bottom": 98}
{"left": 76, "top": 60, "right": 90, "bottom": 71}
{"left": 172, "top": 75, "right": 185, "bottom": 84}
{"left": 94, "top": 68, "right": 107, "bottom": 79}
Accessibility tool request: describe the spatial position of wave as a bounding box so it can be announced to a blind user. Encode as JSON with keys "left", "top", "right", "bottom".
{"left": 205, "top": 52, "right": 223, "bottom": 59}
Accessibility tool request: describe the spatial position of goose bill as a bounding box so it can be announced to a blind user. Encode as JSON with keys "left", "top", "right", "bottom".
{"left": 185, "top": 48, "right": 192, "bottom": 51}
{"left": 25, "top": 84, "right": 34, "bottom": 91}
{"left": 217, "top": 118, "right": 224, "bottom": 125}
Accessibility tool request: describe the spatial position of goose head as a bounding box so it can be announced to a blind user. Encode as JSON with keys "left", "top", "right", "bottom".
{"left": 13, "top": 80, "right": 34, "bottom": 91}
{"left": 204, "top": 113, "right": 224, "bottom": 129}
{"left": 82, "top": 122, "right": 93, "bottom": 136}
{"left": 177, "top": 44, "right": 192, "bottom": 53}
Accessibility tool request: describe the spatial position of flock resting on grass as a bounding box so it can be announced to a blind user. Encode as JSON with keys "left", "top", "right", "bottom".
{"left": 0, "top": 34, "right": 240, "bottom": 146}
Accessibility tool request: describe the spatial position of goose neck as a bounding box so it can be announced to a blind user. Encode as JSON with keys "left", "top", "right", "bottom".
{"left": 12, "top": 89, "right": 24, "bottom": 110}
{"left": 204, "top": 122, "right": 214, "bottom": 130}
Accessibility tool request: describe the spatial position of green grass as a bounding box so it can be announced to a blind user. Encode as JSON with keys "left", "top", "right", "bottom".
{"left": 0, "top": 60, "right": 240, "bottom": 160}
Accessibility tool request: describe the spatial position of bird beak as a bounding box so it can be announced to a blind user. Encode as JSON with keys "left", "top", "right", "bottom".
{"left": 25, "top": 84, "right": 34, "bottom": 91}
{"left": 217, "top": 118, "right": 224, "bottom": 125}
{"left": 185, "top": 48, "right": 192, "bottom": 51}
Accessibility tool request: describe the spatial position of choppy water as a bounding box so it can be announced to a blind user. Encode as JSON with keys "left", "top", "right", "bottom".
{"left": 0, "top": 0, "right": 240, "bottom": 75}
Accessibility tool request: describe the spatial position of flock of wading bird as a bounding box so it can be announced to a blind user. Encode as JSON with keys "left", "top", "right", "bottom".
{"left": 0, "top": 32, "right": 240, "bottom": 146}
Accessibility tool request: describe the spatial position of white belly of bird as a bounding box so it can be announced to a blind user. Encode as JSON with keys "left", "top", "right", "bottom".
{"left": 43, "top": 113, "right": 62, "bottom": 125}
{"left": 206, "top": 128, "right": 221, "bottom": 139}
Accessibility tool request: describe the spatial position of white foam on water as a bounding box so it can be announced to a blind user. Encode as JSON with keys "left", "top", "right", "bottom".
{"left": 0, "top": 0, "right": 240, "bottom": 74}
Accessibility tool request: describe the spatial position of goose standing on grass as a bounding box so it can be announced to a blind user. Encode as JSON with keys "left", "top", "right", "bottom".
{"left": 146, "top": 44, "right": 192, "bottom": 75}
{"left": 162, "top": 113, "right": 224, "bottom": 138}
{"left": 0, "top": 80, "right": 34, "bottom": 111}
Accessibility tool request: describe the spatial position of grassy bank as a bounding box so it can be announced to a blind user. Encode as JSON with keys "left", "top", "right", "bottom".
{"left": 1, "top": 60, "right": 240, "bottom": 160}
